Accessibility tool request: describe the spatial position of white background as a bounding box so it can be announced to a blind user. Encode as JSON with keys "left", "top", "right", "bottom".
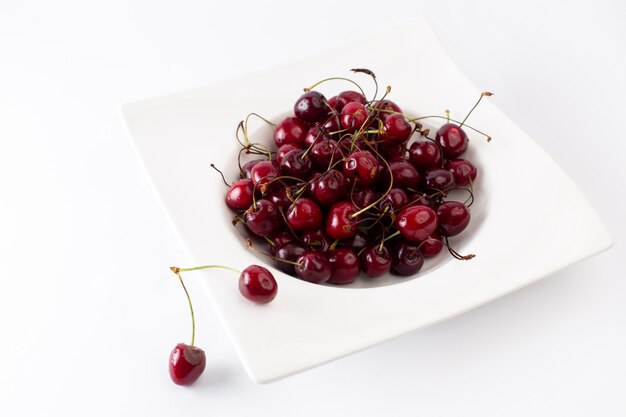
{"left": 1, "top": 1, "right": 625, "bottom": 416}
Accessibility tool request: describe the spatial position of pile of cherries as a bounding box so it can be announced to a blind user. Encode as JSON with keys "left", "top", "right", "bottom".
{"left": 224, "top": 70, "right": 488, "bottom": 285}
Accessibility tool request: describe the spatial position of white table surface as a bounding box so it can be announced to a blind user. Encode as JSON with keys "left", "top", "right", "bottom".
{"left": 1, "top": 1, "right": 625, "bottom": 416}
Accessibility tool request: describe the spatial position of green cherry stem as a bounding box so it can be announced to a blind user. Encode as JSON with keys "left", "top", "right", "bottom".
{"left": 170, "top": 268, "right": 197, "bottom": 347}
{"left": 174, "top": 265, "right": 242, "bottom": 274}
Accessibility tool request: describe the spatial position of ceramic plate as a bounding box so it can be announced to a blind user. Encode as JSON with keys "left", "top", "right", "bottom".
{"left": 121, "top": 16, "right": 612, "bottom": 383}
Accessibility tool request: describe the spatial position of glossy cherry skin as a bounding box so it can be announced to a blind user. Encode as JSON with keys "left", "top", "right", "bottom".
{"left": 382, "top": 114, "right": 412, "bottom": 143}
{"left": 378, "top": 188, "right": 408, "bottom": 213}
{"left": 396, "top": 205, "right": 438, "bottom": 241}
{"left": 294, "top": 91, "right": 328, "bottom": 123}
{"left": 351, "top": 188, "right": 378, "bottom": 209}
{"left": 421, "top": 234, "right": 444, "bottom": 257}
{"left": 343, "top": 150, "right": 379, "bottom": 187}
{"left": 302, "top": 228, "right": 331, "bottom": 252}
{"left": 266, "top": 187, "right": 292, "bottom": 210}
{"left": 295, "top": 251, "right": 332, "bottom": 284}
{"left": 286, "top": 198, "right": 323, "bottom": 232}
{"left": 250, "top": 160, "right": 280, "bottom": 191}
{"left": 310, "top": 139, "right": 341, "bottom": 170}
{"left": 361, "top": 245, "right": 392, "bottom": 278}
{"left": 436, "top": 123, "right": 468, "bottom": 158}
{"left": 372, "top": 99, "right": 402, "bottom": 121}
{"left": 328, "top": 248, "right": 360, "bottom": 284}
{"left": 309, "top": 169, "right": 348, "bottom": 207}
{"left": 379, "top": 141, "right": 407, "bottom": 162}
{"left": 169, "top": 343, "right": 206, "bottom": 386}
{"left": 436, "top": 201, "right": 470, "bottom": 236}
{"left": 325, "top": 201, "right": 359, "bottom": 240}
{"left": 273, "top": 242, "right": 306, "bottom": 274}
{"left": 225, "top": 178, "right": 254, "bottom": 210}
{"left": 381, "top": 161, "right": 420, "bottom": 190}
{"left": 270, "top": 232, "right": 295, "bottom": 252}
{"left": 423, "top": 168, "right": 456, "bottom": 191}
{"left": 244, "top": 199, "right": 282, "bottom": 238}
{"left": 303, "top": 125, "right": 330, "bottom": 148}
{"left": 322, "top": 113, "right": 341, "bottom": 134}
{"left": 276, "top": 144, "right": 301, "bottom": 165}
{"left": 274, "top": 116, "right": 308, "bottom": 147}
{"left": 340, "top": 232, "right": 369, "bottom": 253}
{"left": 407, "top": 193, "right": 438, "bottom": 210}
{"left": 280, "top": 149, "right": 312, "bottom": 179}
{"left": 238, "top": 265, "right": 277, "bottom": 304}
{"left": 241, "top": 159, "right": 264, "bottom": 179}
{"left": 333, "top": 90, "right": 367, "bottom": 111}
{"left": 341, "top": 102, "right": 369, "bottom": 132}
{"left": 445, "top": 158, "right": 477, "bottom": 186}
{"left": 408, "top": 140, "right": 442, "bottom": 171}
{"left": 392, "top": 241, "right": 425, "bottom": 276}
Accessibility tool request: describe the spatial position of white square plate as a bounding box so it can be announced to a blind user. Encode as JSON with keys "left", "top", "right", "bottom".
{"left": 121, "top": 16, "right": 612, "bottom": 383}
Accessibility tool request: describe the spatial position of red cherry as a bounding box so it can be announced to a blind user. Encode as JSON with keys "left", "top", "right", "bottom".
{"left": 276, "top": 144, "right": 301, "bottom": 165}
{"left": 421, "top": 234, "right": 444, "bottom": 257}
{"left": 273, "top": 242, "right": 306, "bottom": 274}
{"left": 286, "top": 198, "right": 323, "bottom": 231}
{"left": 334, "top": 90, "right": 367, "bottom": 111}
{"left": 396, "top": 205, "right": 438, "bottom": 241}
{"left": 244, "top": 199, "right": 282, "bottom": 237}
{"left": 241, "top": 159, "right": 264, "bottom": 179}
{"left": 445, "top": 159, "right": 477, "bottom": 186}
{"left": 361, "top": 245, "right": 392, "bottom": 278}
{"left": 351, "top": 188, "right": 379, "bottom": 209}
{"left": 280, "top": 149, "right": 312, "bottom": 179}
{"left": 274, "top": 116, "right": 308, "bottom": 147}
{"left": 325, "top": 201, "right": 359, "bottom": 240}
{"left": 408, "top": 140, "right": 442, "bottom": 171}
{"left": 295, "top": 251, "right": 332, "bottom": 284}
{"left": 266, "top": 187, "right": 291, "bottom": 210}
{"left": 423, "top": 168, "right": 456, "bottom": 191}
{"left": 379, "top": 141, "right": 407, "bottom": 162}
{"left": 372, "top": 99, "right": 402, "bottom": 121}
{"left": 343, "top": 150, "right": 379, "bottom": 187}
{"left": 378, "top": 188, "right": 408, "bottom": 213}
{"left": 303, "top": 125, "right": 330, "bottom": 148}
{"left": 310, "top": 139, "right": 341, "bottom": 170}
{"left": 301, "top": 228, "right": 332, "bottom": 252}
{"left": 328, "top": 248, "right": 360, "bottom": 284}
{"left": 436, "top": 201, "right": 470, "bottom": 236}
{"left": 340, "top": 232, "right": 369, "bottom": 253}
{"left": 308, "top": 169, "right": 348, "bottom": 207}
{"left": 382, "top": 114, "right": 412, "bottom": 143}
{"left": 225, "top": 178, "right": 254, "bottom": 210}
{"left": 294, "top": 91, "right": 328, "bottom": 123}
{"left": 340, "top": 102, "right": 368, "bottom": 132}
{"left": 392, "top": 241, "right": 425, "bottom": 276}
{"left": 250, "top": 160, "right": 280, "bottom": 191}
{"left": 239, "top": 265, "right": 277, "bottom": 304}
{"left": 436, "top": 123, "right": 469, "bottom": 158}
{"left": 169, "top": 343, "right": 206, "bottom": 386}
{"left": 381, "top": 161, "right": 420, "bottom": 190}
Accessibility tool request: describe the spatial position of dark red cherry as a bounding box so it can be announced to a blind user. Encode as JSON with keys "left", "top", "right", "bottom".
{"left": 286, "top": 198, "right": 323, "bottom": 232}
{"left": 280, "top": 149, "right": 312, "bottom": 179}
{"left": 373, "top": 99, "right": 402, "bottom": 121}
{"left": 445, "top": 159, "right": 477, "bottom": 186}
{"left": 361, "top": 245, "right": 392, "bottom": 278}
{"left": 407, "top": 193, "right": 438, "bottom": 210}
{"left": 328, "top": 248, "right": 360, "bottom": 284}
{"left": 333, "top": 90, "right": 367, "bottom": 111}
{"left": 396, "top": 205, "right": 438, "bottom": 241}
{"left": 241, "top": 159, "right": 264, "bottom": 179}
{"left": 322, "top": 113, "right": 341, "bottom": 134}
{"left": 270, "top": 232, "right": 295, "bottom": 252}
{"left": 325, "top": 201, "right": 359, "bottom": 240}
{"left": 225, "top": 178, "right": 254, "bottom": 210}
{"left": 436, "top": 123, "right": 468, "bottom": 158}
{"left": 382, "top": 114, "right": 412, "bottom": 143}
{"left": 386, "top": 161, "right": 421, "bottom": 190}
{"left": 169, "top": 343, "right": 206, "bottom": 386}
{"left": 421, "top": 234, "right": 443, "bottom": 257}
{"left": 276, "top": 144, "right": 301, "bottom": 165}
{"left": 310, "top": 139, "right": 341, "bottom": 170}
{"left": 295, "top": 251, "right": 332, "bottom": 284}
{"left": 423, "top": 168, "right": 456, "bottom": 191}
{"left": 337, "top": 135, "right": 366, "bottom": 153}
{"left": 392, "top": 241, "right": 424, "bottom": 276}
{"left": 266, "top": 187, "right": 292, "bottom": 210}
{"left": 378, "top": 188, "right": 408, "bottom": 213}
{"left": 301, "top": 228, "right": 331, "bottom": 252}
{"left": 436, "top": 201, "right": 470, "bottom": 237}
{"left": 341, "top": 102, "right": 369, "bottom": 132}
{"left": 239, "top": 265, "right": 277, "bottom": 304}
{"left": 274, "top": 116, "right": 308, "bottom": 147}
{"left": 303, "top": 125, "right": 330, "bottom": 148}
{"left": 309, "top": 169, "right": 348, "bottom": 207}
{"left": 408, "top": 141, "right": 442, "bottom": 171}
{"left": 250, "top": 160, "right": 280, "bottom": 191}
{"left": 379, "top": 141, "right": 407, "bottom": 162}
{"left": 343, "top": 150, "right": 379, "bottom": 187}
{"left": 294, "top": 91, "right": 328, "bottom": 123}
{"left": 340, "top": 232, "right": 369, "bottom": 253}
{"left": 273, "top": 242, "right": 306, "bottom": 274}
{"left": 244, "top": 199, "right": 281, "bottom": 237}
{"left": 351, "top": 188, "right": 378, "bottom": 209}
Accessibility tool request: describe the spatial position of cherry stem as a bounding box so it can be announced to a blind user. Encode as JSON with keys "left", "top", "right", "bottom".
{"left": 460, "top": 92, "right": 493, "bottom": 128}
{"left": 304, "top": 77, "right": 366, "bottom": 99}
{"left": 170, "top": 268, "right": 197, "bottom": 347}
{"left": 246, "top": 239, "right": 303, "bottom": 267}
{"left": 382, "top": 230, "right": 401, "bottom": 242}
{"left": 407, "top": 115, "right": 492, "bottom": 142}
{"left": 441, "top": 237, "right": 475, "bottom": 261}
{"left": 174, "top": 264, "right": 242, "bottom": 274}
{"left": 210, "top": 163, "right": 231, "bottom": 187}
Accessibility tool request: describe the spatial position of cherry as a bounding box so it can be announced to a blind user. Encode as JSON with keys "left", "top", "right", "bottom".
{"left": 276, "top": 144, "right": 301, "bottom": 165}
{"left": 325, "top": 201, "right": 359, "bottom": 240}
{"left": 408, "top": 141, "right": 442, "bottom": 171}
{"left": 421, "top": 234, "right": 443, "bottom": 257}
{"left": 274, "top": 116, "right": 308, "bottom": 147}
{"left": 343, "top": 150, "right": 379, "bottom": 187}
{"left": 340, "top": 232, "right": 369, "bottom": 253}
{"left": 303, "top": 125, "right": 330, "bottom": 148}
{"left": 328, "top": 248, "right": 360, "bottom": 284}
{"left": 302, "top": 228, "right": 331, "bottom": 251}
{"left": 169, "top": 343, "right": 206, "bottom": 386}
{"left": 270, "top": 231, "right": 295, "bottom": 252}
{"left": 436, "top": 201, "right": 470, "bottom": 237}
{"left": 372, "top": 99, "right": 402, "bottom": 121}
{"left": 423, "top": 168, "right": 456, "bottom": 191}
{"left": 385, "top": 161, "right": 420, "bottom": 190}
{"left": 351, "top": 188, "right": 378, "bottom": 209}
{"left": 361, "top": 244, "right": 392, "bottom": 278}
{"left": 241, "top": 159, "right": 264, "bottom": 179}
{"left": 445, "top": 159, "right": 477, "bottom": 186}
{"left": 280, "top": 149, "right": 312, "bottom": 179}
{"left": 382, "top": 114, "right": 412, "bottom": 143}
{"left": 322, "top": 113, "right": 341, "bottom": 134}
{"left": 266, "top": 187, "right": 292, "bottom": 210}
{"left": 273, "top": 242, "right": 306, "bottom": 274}
{"left": 396, "top": 205, "right": 438, "bottom": 241}
{"left": 392, "top": 241, "right": 425, "bottom": 276}
{"left": 294, "top": 91, "right": 328, "bottom": 123}
{"left": 436, "top": 123, "right": 468, "bottom": 159}
{"left": 286, "top": 198, "right": 323, "bottom": 231}
{"left": 334, "top": 90, "right": 367, "bottom": 111}
{"left": 341, "top": 102, "right": 369, "bottom": 132}
{"left": 378, "top": 188, "right": 408, "bottom": 213}
{"left": 250, "top": 160, "right": 280, "bottom": 191}
{"left": 407, "top": 193, "right": 438, "bottom": 209}
{"left": 295, "top": 251, "right": 332, "bottom": 284}
{"left": 310, "top": 139, "right": 341, "bottom": 170}
{"left": 225, "top": 178, "right": 254, "bottom": 210}
{"left": 244, "top": 199, "right": 281, "bottom": 237}
{"left": 239, "top": 265, "right": 278, "bottom": 304}
{"left": 308, "top": 169, "right": 348, "bottom": 207}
